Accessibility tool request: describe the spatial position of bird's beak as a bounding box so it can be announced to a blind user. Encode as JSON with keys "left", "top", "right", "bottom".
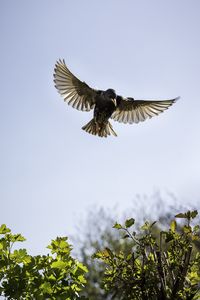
{"left": 111, "top": 98, "right": 117, "bottom": 106}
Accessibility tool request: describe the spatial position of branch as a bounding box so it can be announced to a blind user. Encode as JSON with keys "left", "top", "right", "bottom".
{"left": 171, "top": 246, "right": 192, "bottom": 299}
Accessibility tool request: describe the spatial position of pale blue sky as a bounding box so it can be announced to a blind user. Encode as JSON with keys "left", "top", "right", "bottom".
{"left": 1, "top": 0, "right": 200, "bottom": 254}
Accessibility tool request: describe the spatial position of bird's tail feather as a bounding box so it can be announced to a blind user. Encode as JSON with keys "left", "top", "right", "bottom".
{"left": 82, "top": 119, "right": 117, "bottom": 137}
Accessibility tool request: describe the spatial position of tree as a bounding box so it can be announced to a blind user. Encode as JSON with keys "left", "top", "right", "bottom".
{"left": 1, "top": 207, "right": 199, "bottom": 299}
{"left": 93, "top": 211, "right": 200, "bottom": 300}
{"left": 0, "top": 224, "right": 88, "bottom": 299}
{"left": 75, "top": 195, "right": 200, "bottom": 300}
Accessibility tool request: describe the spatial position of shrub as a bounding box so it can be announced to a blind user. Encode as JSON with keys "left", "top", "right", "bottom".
{"left": 1, "top": 210, "right": 199, "bottom": 300}
{"left": 0, "top": 224, "right": 87, "bottom": 299}
{"left": 93, "top": 211, "right": 200, "bottom": 300}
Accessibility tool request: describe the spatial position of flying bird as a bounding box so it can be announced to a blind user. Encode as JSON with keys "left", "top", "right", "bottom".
{"left": 54, "top": 59, "right": 178, "bottom": 137}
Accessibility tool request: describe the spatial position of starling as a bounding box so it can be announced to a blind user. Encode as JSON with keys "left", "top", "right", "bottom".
{"left": 54, "top": 59, "right": 178, "bottom": 137}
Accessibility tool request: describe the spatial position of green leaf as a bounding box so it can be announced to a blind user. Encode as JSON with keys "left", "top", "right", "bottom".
{"left": 165, "top": 232, "right": 174, "bottom": 243}
{"left": 175, "top": 210, "right": 198, "bottom": 220}
{"left": 126, "top": 253, "right": 134, "bottom": 261}
{"left": 11, "top": 249, "right": 29, "bottom": 262}
{"left": 51, "top": 260, "right": 67, "bottom": 269}
{"left": 92, "top": 251, "right": 103, "bottom": 259}
{"left": 190, "top": 210, "right": 198, "bottom": 219}
{"left": 14, "top": 234, "right": 26, "bottom": 242}
{"left": 76, "top": 262, "right": 88, "bottom": 274}
{"left": 93, "top": 248, "right": 113, "bottom": 260}
{"left": 73, "top": 263, "right": 88, "bottom": 277}
{"left": 141, "top": 221, "right": 150, "bottom": 231}
{"left": 183, "top": 225, "right": 192, "bottom": 234}
{"left": 78, "top": 274, "right": 87, "bottom": 284}
{"left": 175, "top": 212, "right": 188, "bottom": 218}
{"left": 193, "top": 225, "right": 200, "bottom": 232}
{"left": 113, "top": 223, "right": 122, "bottom": 230}
{"left": 192, "top": 235, "right": 200, "bottom": 241}
{"left": 170, "top": 220, "right": 177, "bottom": 232}
{"left": 58, "top": 239, "right": 69, "bottom": 249}
{"left": 40, "top": 282, "right": 53, "bottom": 294}
{"left": 125, "top": 218, "right": 135, "bottom": 228}
{"left": 0, "top": 240, "right": 7, "bottom": 251}
{"left": 0, "top": 224, "right": 11, "bottom": 234}
{"left": 47, "top": 237, "right": 71, "bottom": 254}
{"left": 48, "top": 274, "right": 56, "bottom": 282}
{"left": 105, "top": 247, "right": 114, "bottom": 258}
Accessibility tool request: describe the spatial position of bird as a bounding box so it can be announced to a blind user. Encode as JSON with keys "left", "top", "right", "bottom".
{"left": 54, "top": 59, "right": 179, "bottom": 137}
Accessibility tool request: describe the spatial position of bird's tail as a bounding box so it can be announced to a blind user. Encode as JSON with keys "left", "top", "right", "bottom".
{"left": 82, "top": 119, "right": 117, "bottom": 137}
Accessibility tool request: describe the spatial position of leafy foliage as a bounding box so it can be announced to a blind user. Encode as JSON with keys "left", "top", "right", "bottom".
{"left": 0, "top": 224, "right": 88, "bottom": 299}
{"left": 1, "top": 210, "right": 199, "bottom": 300}
{"left": 75, "top": 203, "right": 200, "bottom": 300}
{"left": 93, "top": 211, "right": 200, "bottom": 300}
{"left": 75, "top": 207, "right": 134, "bottom": 300}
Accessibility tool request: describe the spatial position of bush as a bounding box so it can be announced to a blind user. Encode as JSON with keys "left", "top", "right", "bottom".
{"left": 93, "top": 211, "right": 200, "bottom": 300}
{"left": 0, "top": 224, "right": 87, "bottom": 299}
{"left": 0, "top": 210, "right": 199, "bottom": 300}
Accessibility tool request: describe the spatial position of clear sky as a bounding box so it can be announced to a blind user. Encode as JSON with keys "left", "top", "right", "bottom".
{"left": 1, "top": 0, "right": 200, "bottom": 254}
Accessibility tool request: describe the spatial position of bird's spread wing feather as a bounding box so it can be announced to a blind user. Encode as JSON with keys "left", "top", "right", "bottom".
{"left": 111, "top": 97, "right": 179, "bottom": 124}
{"left": 54, "top": 59, "right": 97, "bottom": 111}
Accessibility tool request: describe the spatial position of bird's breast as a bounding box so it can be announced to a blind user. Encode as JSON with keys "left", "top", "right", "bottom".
{"left": 94, "top": 100, "right": 116, "bottom": 123}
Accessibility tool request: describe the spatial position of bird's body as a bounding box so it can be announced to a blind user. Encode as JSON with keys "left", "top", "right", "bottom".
{"left": 54, "top": 59, "right": 178, "bottom": 137}
{"left": 83, "top": 89, "right": 117, "bottom": 137}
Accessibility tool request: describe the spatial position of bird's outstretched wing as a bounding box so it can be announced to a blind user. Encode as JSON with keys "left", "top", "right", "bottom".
{"left": 54, "top": 59, "right": 97, "bottom": 111}
{"left": 111, "top": 96, "right": 179, "bottom": 124}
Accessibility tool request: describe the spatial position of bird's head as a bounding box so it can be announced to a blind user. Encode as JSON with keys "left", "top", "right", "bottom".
{"left": 105, "top": 89, "right": 117, "bottom": 106}
{"left": 105, "top": 89, "right": 117, "bottom": 99}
